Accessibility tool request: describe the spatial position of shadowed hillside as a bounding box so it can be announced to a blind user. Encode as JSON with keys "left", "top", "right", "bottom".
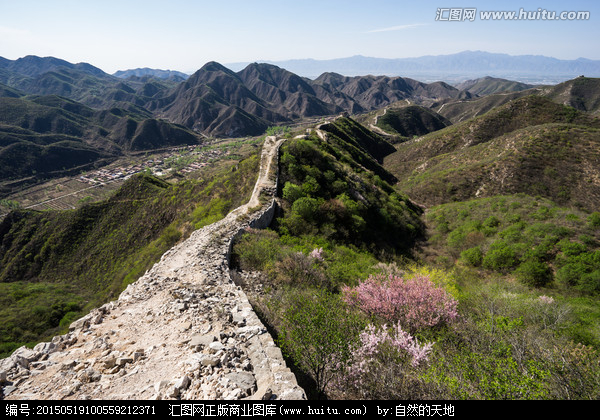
{"left": 541, "top": 76, "right": 600, "bottom": 114}
{"left": 0, "top": 95, "right": 201, "bottom": 186}
{"left": 375, "top": 106, "right": 452, "bottom": 140}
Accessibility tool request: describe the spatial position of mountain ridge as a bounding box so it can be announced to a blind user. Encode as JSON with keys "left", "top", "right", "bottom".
{"left": 2, "top": 55, "right": 600, "bottom": 168}
{"left": 150, "top": 61, "right": 470, "bottom": 137}
{"left": 226, "top": 50, "right": 600, "bottom": 82}
{"left": 454, "top": 76, "right": 535, "bottom": 96}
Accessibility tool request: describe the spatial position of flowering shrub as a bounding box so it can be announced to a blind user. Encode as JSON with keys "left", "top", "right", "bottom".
{"left": 341, "top": 274, "right": 458, "bottom": 332}
{"left": 538, "top": 295, "right": 555, "bottom": 304}
{"left": 332, "top": 321, "right": 435, "bottom": 399}
{"left": 532, "top": 294, "right": 570, "bottom": 330}
{"left": 358, "top": 322, "right": 434, "bottom": 367}
{"left": 309, "top": 247, "right": 324, "bottom": 262}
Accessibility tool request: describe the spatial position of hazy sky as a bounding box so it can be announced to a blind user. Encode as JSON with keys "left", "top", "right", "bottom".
{"left": 1, "top": 0, "right": 598, "bottom": 74}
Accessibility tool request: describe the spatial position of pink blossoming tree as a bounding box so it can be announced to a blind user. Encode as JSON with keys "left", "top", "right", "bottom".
{"left": 341, "top": 274, "right": 459, "bottom": 333}
{"left": 333, "top": 321, "right": 435, "bottom": 399}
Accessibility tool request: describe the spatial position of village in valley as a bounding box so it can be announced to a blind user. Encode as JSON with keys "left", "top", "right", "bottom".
{"left": 0, "top": 138, "right": 259, "bottom": 218}
{"left": 77, "top": 145, "right": 231, "bottom": 185}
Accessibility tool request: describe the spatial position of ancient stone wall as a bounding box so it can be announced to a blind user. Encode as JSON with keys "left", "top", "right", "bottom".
{"left": 0, "top": 136, "right": 305, "bottom": 401}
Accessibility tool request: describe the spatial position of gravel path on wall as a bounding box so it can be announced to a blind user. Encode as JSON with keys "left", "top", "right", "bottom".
{"left": 1, "top": 136, "right": 306, "bottom": 401}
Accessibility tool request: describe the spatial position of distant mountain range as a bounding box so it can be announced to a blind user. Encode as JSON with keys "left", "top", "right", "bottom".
{"left": 0, "top": 55, "right": 106, "bottom": 78}
{"left": 150, "top": 61, "right": 472, "bottom": 137}
{"left": 226, "top": 51, "right": 600, "bottom": 83}
{"left": 0, "top": 55, "right": 473, "bottom": 139}
{"left": 2, "top": 54, "right": 600, "bottom": 140}
{"left": 1, "top": 53, "right": 600, "bottom": 190}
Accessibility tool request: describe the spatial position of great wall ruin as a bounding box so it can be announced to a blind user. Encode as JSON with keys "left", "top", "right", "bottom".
{"left": 0, "top": 135, "right": 307, "bottom": 401}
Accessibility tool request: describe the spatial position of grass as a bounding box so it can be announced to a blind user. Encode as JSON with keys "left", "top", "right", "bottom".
{"left": 420, "top": 194, "right": 600, "bottom": 345}
{"left": 232, "top": 114, "right": 600, "bottom": 400}
{"left": 386, "top": 117, "right": 600, "bottom": 211}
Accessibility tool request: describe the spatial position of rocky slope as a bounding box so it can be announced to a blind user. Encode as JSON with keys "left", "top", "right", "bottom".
{"left": 0, "top": 136, "right": 306, "bottom": 401}
{"left": 1, "top": 56, "right": 474, "bottom": 139}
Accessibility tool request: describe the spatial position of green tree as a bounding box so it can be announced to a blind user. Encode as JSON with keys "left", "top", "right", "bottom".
{"left": 291, "top": 196, "right": 320, "bottom": 222}
{"left": 483, "top": 241, "right": 518, "bottom": 271}
{"left": 461, "top": 246, "right": 483, "bottom": 267}
{"left": 588, "top": 212, "right": 600, "bottom": 228}
{"left": 274, "top": 289, "right": 364, "bottom": 398}
{"left": 265, "top": 126, "right": 291, "bottom": 137}
{"left": 515, "top": 259, "right": 553, "bottom": 287}
{"left": 282, "top": 182, "right": 304, "bottom": 204}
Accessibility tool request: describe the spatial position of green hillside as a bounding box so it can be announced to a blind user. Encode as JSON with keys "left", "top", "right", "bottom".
{"left": 542, "top": 76, "right": 600, "bottom": 114}
{"left": 317, "top": 117, "right": 397, "bottom": 183}
{"left": 424, "top": 194, "right": 600, "bottom": 297}
{"left": 385, "top": 96, "right": 600, "bottom": 210}
{"left": 434, "top": 77, "right": 600, "bottom": 124}
{"left": 0, "top": 150, "right": 260, "bottom": 357}
{"left": 396, "top": 123, "right": 600, "bottom": 210}
{"left": 278, "top": 120, "right": 422, "bottom": 256}
{"left": 232, "top": 114, "right": 600, "bottom": 400}
{"left": 455, "top": 76, "right": 535, "bottom": 96}
{"left": 433, "top": 89, "right": 537, "bottom": 123}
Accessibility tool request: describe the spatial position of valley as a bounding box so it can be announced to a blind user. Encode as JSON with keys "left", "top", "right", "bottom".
{"left": 1, "top": 55, "right": 599, "bottom": 401}
{"left": 1, "top": 135, "right": 307, "bottom": 400}
{"left": 0, "top": 138, "right": 256, "bottom": 218}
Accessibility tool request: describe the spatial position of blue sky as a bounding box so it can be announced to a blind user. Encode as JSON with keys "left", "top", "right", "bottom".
{"left": 1, "top": 0, "right": 598, "bottom": 73}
